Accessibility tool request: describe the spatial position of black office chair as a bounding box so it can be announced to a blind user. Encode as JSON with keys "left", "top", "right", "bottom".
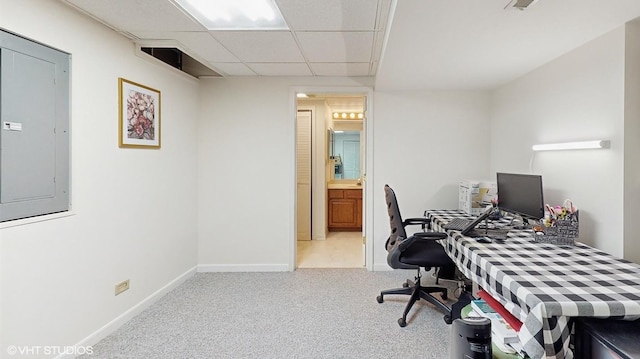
{"left": 376, "top": 184, "right": 456, "bottom": 327}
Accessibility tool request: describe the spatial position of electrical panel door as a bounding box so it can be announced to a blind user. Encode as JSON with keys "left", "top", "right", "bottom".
{"left": 0, "top": 30, "right": 70, "bottom": 222}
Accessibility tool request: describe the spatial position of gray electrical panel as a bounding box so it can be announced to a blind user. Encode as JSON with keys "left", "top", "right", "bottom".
{"left": 0, "top": 29, "right": 70, "bottom": 222}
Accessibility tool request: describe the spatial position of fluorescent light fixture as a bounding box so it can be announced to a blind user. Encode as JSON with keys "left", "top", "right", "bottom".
{"left": 532, "top": 140, "right": 611, "bottom": 152}
{"left": 175, "top": 0, "right": 288, "bottom": 30}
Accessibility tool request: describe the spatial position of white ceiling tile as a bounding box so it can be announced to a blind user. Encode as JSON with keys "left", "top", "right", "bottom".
{"left": 296, "top": 32, "right": 374, "bottom": 62}
{"left": 247, "top": 63, "right": 312, "bottom": 76}
{"left": 210, "top": 63, "right": 257, "bottom": 76}
{"left": 63, "top": 0, "right": 204, "bottom": 32}
{"left": 276, "top": 0, "right": 378, "bottom": 31}
{"left": 210, "top": 31, "right": 305, "bottom": 62}
{"left": 310, "top": 63, "right": 370, "bottom": 76}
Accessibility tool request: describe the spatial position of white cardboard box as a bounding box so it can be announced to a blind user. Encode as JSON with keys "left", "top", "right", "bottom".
{"left": 459, "top": 180, "right": 497, "bottom": 215}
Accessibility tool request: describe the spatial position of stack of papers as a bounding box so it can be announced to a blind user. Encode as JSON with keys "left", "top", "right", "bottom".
{"left": 469, "top": 299, "right": 524, "bottom": 356}
{"left": 471, "top": 299, "right": 518, "bottom": 344}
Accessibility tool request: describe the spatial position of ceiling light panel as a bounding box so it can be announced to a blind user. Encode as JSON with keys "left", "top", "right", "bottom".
{"left": 175, "top": 0, "right": 288, "bottom": 30}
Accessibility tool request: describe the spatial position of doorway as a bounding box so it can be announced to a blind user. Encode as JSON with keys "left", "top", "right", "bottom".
{"left": 294, "top": 92, "right": 368, "bottom": 269}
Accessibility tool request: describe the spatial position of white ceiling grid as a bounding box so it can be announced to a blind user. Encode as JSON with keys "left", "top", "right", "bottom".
{"left": 60, "top": 0, "right": 391, "bottom": 77}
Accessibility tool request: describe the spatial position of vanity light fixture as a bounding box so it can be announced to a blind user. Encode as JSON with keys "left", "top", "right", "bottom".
{"left": 175, "top": 0, "right": 288, "bottom": 30}
{"left": 532, "top": 140, "right": 610, "bottom": 152}
{"left": 332, "top": 112, "right": 364, "bottom": 120}
{"left": 296, "top": 93, "right": 308, "bottom": 98}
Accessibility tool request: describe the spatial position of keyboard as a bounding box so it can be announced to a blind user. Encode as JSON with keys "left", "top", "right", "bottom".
{"left": 443, "top": 218, "right": 471, "bottom": 231}
{"left": 465, "top": 228, "right": 510, "bottom": 241}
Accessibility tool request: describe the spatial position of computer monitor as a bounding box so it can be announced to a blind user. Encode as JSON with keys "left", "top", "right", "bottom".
{"left": 496, "top": 172, "right": 544, "bottom": 221}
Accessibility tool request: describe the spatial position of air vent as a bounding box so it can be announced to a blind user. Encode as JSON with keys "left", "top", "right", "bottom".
{"left": 505, "top": 0, "right": 538, "bottom": 10}
{"left": 140, "top": 47, "right": 221, "bottom": 78}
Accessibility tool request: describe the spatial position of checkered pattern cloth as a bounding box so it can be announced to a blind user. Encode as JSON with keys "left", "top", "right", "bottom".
{"left": 428, "top": 210, "right": 640, "bottom": 359}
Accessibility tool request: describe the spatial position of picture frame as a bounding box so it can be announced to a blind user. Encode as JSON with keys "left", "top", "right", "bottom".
{"left": 118, "top": 78, "right": 161, "bottom": 148}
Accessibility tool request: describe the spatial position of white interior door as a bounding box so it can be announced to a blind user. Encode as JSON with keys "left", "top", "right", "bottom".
{"left": 296, "top": 110, "right": 312, "bottom": 241}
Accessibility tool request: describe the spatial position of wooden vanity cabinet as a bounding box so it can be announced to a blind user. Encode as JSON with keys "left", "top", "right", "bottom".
{"left": 328, "top": 189, "right": 362, "bottom": 231}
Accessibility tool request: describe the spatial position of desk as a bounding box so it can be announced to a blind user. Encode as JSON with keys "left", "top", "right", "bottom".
{"left": 428, "top": 210, "right": 640, "bottom": 359}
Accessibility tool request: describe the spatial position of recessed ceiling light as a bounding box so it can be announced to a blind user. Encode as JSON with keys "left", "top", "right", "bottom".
{"left": 175, "top": 0, "right": 288, "bottom": 30}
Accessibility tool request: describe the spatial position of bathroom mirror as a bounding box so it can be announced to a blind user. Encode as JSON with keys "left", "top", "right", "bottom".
{"left": 332, "top": 131, "right": 360, "bottom": 180}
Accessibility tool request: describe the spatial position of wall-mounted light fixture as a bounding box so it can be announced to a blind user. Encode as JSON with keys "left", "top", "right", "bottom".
{"left": 532, "top": 140, "right": 611, "bottom": 152}
{"left": 332, "top": 112, "right": 364, "bottom": 120}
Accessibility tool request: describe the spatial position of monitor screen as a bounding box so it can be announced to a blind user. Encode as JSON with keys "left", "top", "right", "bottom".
{"left": 496, "top": 172, "right": 544, "bottom": 220}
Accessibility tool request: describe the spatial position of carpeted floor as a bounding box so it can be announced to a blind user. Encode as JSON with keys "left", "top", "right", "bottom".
{"left": 80, "top": 269, "right": 459, "bottom": 358}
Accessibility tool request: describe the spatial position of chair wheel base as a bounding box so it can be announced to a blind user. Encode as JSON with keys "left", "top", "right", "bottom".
{"left": 443, "top": 314, "right": 452, "bottom": 324}
{"left": 398, "top": 318, "right": 407, "bottom": 327}
{"left": 376, "top": 295, "right": 383, "bottom": 303}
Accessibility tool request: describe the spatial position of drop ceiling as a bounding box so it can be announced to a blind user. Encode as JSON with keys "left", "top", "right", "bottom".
{"left": 59, "top": 0, "right": 391, "bottom": 77}
{"left": 58, "top": 0, "right": 640, "bottom": 91}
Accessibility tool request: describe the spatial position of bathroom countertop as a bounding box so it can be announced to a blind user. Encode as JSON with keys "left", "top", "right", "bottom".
{"left": 327, "top": 183, "right": 362, "bottom": 190}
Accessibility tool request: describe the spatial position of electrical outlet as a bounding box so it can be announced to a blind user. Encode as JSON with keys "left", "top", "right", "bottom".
{"left": 115, "top": 279, "right": 130, "bottom": 295}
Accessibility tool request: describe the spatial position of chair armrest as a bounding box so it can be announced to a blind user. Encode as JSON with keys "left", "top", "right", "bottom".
{"left": 403, "top": 217, "right": 430, "bottom": 227}
{"left": 403, "top": 217, "right": 433, "bottom": 231}
{"left": 397, "top": 231, "right": 448, "bottom": 251}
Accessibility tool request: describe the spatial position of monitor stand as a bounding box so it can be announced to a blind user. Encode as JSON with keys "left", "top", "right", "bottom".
{"left": 507, "top": 214, "right": 530, "bottom": 230}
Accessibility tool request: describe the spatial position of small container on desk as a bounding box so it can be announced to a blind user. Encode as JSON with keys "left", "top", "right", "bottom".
{"left": 533, "top": 210, "right": 579, "bottom": 246}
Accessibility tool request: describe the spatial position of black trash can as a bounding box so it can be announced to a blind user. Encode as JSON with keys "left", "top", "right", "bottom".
{"left": 450, "top": 317, "right": 492, "bottom": 359}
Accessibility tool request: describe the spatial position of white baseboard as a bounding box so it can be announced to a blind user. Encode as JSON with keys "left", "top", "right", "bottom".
{"left": 373, "top": 263, "right": 392, "bottom": 271}
{"left": 58, "top": 266, "right": 197, "bottom": 359}
{"left": 198, "top": 263, "right": 289, "bottom": 272}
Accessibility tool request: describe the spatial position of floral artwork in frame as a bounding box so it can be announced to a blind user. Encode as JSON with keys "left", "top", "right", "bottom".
{"left": 118, "top": 78, "right": 161, "bottom": 148}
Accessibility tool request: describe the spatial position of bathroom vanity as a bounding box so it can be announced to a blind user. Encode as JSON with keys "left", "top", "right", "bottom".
{"left": 327, "top": 185, "right": 362, "bottom": 231}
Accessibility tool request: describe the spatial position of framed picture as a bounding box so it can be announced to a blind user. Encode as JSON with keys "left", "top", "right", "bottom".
{"left": 118, "top": 78, "right": 161, "bottom": 148}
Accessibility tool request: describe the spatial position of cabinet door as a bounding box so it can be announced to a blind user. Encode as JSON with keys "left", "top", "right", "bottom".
{"left": 328, "top": 199, "right": 357, "bottom": 228}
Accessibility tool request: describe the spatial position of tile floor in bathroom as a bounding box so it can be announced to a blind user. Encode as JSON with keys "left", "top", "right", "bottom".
{"left": 296, "top": 231, "right": 363, "bottom": 268}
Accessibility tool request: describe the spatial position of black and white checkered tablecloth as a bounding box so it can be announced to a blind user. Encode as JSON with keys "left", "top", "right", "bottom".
{"left": 427, "top": 210, "right": 640, "bottom": 359}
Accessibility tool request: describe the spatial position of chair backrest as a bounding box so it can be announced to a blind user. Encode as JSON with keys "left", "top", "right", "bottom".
{"left": 384, "top": 184, "right": 407, "bottom": 250}
{"left": 384, "top": 184, "right": 418, "bottom": 269}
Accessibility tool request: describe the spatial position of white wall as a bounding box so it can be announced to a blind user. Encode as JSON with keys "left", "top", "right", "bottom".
{"left": 624, "top": 20, "right": 640, "bottom": 265}
{"left": 490, "top": 27, "right": 627, "bottom": 256}
{"left": 0, "top": 0, "right": 199, "bottom": 355}
{"left": 196, "top": 77, "right": 372, "bottom": 271}
{"left": 372, "top": 91, "right": 492, "bottom": 269}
